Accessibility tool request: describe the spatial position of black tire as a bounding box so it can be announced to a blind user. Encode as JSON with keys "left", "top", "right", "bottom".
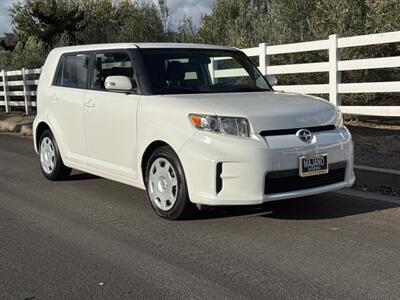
{"left": 38, "top": 129, "right": 71, "bottom": 181}
{"left": 145, "top": 146, "right": 196, "bottom": 220}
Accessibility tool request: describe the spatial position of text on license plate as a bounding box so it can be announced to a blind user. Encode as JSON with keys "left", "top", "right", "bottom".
{"left": 299, "top": 153, "right": 328, "bottom": 177}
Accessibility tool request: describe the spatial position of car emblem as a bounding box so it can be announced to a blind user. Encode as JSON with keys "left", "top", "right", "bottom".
{"left": 296, "top": 129, "right": 313, "bottom": 143}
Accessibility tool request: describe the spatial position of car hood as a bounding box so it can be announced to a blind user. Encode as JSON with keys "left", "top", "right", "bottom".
{"left": 164, "top": 91, "right": 337, "bottom": 133}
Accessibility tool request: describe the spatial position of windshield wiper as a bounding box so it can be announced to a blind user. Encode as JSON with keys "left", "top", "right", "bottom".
{"left": 228, "top": 87, "right": 269, "bottom": 93}
{"left": 154, "top": 87, "right": 208, "bottom": 95}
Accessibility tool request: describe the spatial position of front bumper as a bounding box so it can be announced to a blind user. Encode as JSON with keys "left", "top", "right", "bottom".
{"left": 178, "top": 126, "right": 355, "bottom": 206}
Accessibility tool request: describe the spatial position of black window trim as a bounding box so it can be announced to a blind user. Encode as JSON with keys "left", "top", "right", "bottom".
{"left": 52, "top": 51, "right": 93, "bottom": 90}
{"left": 90, "top": 49, "right": 140, "bottom": 94}
{"left": 52, "top": 49, "right": 143, "bottom": 95}
{"left": 137, "top": 47, "right": 274, "bottom": 95}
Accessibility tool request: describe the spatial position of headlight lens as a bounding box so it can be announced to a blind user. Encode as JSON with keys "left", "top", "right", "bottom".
{"left": 189, "top": 114, "right": 250, "bottom": 137}
{"left": 335, "top": 108, "right": 343, "bottom": 127}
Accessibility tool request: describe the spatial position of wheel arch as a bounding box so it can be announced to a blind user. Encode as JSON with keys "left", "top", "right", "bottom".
{"left": 35, "top": 121, "right": 52, "bottom": 150}
{"left": 140, "top": 140, "right": 173, "bottom": 184}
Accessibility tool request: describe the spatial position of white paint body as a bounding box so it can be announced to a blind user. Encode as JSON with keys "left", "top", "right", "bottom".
{"left": 34, "top": 43, "right": 355, "bottom": 206}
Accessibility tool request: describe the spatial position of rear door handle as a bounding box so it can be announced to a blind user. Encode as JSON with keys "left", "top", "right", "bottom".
{"left": 50, "top": 94, "right": 57, "bottom": 101}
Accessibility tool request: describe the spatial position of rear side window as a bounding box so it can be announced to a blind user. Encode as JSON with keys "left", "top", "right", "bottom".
{"left": 92, "top": 52, "right": 134, "bottom": 90}
{"left": 55, "top": 53, "right": 90, "bottom": 89}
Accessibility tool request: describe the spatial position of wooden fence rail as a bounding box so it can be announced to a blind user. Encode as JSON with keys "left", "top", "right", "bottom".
{"left": 242, "top": 31, "right": 400, "bottom": 117}
{"left": 0, "top": 68, "right": 41, "bottom": 114}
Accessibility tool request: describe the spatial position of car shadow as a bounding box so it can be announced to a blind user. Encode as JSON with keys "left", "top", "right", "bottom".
{"left": 64, "top": 172, "right": 99, "bottom": 181}
{"left": 55, "top": 170, "right": 400, "bottom": 220}
{"left": 193, "top": 193, "right": 400, "bottom": 221}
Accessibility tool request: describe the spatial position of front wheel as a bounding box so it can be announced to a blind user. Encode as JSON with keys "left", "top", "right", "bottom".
{"left": 145, "top": 146, "right": 195, "bottom": 220}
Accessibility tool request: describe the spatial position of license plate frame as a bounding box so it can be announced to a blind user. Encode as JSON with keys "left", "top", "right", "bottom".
{"left": 299, "top": 153, "right": 328, "bottom": 177}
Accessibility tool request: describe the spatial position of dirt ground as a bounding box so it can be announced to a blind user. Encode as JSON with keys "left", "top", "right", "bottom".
{"left": 347, "top": 124, "right": 400, "bottom": 170}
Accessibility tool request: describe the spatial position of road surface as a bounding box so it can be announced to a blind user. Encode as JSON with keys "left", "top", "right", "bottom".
{"left": 1, "top": 133, "right": 399, "bottom": 299}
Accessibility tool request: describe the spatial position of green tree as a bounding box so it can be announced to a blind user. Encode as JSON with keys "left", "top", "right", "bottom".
{"left": 119, "top": 0, "right": 167, "bottom": 42}
{"left": 77, "top": 0, "right": 167, "bottom": 43}
{"left": 11, "top": 36, "right": 47, "bottom": 69}
{"left": 1, "top": 0, "right": 168, "bottom": 70}
{"left": 10, "top": 0, "right": 85, "bottom": 46}
{"left": 176, "top": 16, "right": 200, "bottom": 43}
{"left": 199, "top": 0, "right": 272, "bottom": 48}
{"left": 0, "top": 33, "right": 17, "bottom": 51}
{"left": 158, "top": 0, "right": 171, "bottom": 32}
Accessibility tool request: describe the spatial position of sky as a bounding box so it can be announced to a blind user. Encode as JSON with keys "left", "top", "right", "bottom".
{"left": 166, "top": 0, "right": 215, "bottom": 28}
{"left": 0, "top": 0, "right": 15, "bottom": 35}
{"left": 0, "top": 0, "right": 215, "bottom": 36}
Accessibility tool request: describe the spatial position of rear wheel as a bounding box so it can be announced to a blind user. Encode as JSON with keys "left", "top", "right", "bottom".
{"left": 39, "top": 130, "right": 71, "bottom": 180}
{"left": 145, "top": 146, "right": 195, "bottom": 220}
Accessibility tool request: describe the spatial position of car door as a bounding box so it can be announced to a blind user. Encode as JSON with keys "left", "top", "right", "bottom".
{"left": 83, "top": 50, "right": 140, "bottom": 178}
{"left": 49, "top": 53, "right": 90, "bottom": 164}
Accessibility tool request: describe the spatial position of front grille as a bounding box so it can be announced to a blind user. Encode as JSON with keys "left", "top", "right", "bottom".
{"left": 260, "top": 125, "right": 335, "bottom": 137}
{"left": 265, "top": 162, "right": 346, "bottom": 195}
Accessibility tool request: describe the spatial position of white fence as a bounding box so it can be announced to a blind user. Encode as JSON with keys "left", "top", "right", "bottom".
{"left": 243, "top": 31, "right": 400, "bottom": 117}
{"left": 1, "top": 31, "right": 399, "bottom": 116}
{"left": 0, "top": 68, "right": 41, "bottom": 114}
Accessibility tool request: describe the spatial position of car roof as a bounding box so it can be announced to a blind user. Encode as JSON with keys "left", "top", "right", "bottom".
{"left": 52, "top": 43, "right": 238, "bottom": 54}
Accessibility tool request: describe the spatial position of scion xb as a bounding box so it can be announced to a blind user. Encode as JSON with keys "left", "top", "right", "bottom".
{"left": 33, "top": 43, "right": 355, "bottom": 219}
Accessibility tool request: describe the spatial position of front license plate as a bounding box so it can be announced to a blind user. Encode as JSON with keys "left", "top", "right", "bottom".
{"left": 299, "top": 153, "right": 328, "bottom": 177}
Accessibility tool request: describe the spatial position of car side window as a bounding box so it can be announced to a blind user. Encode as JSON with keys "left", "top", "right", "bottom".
{"left": 55, "top": 53, "right": 90, "bottom": 89}
{"left": 92, "top": 52, "right": 134, "bottom": 90}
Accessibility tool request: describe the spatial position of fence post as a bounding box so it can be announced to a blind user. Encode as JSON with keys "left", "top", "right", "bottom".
{"left": 329, "top": 34, "right": 341, "bottom": 106}
{"left": 1, "top": 70, "right": 10, "bottom": 113}
{"left": 259, "top": 42, "right": 267, "bottom": 75}
{"left": 21, "top": 68, "right": 31, "bottom": 114}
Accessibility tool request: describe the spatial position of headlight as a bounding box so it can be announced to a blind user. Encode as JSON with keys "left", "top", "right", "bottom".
{"left": 335, "top": 108, "right": 343, "bottom": 127}
{"left": 189, "top": 114, "right": 251, "bottom": 137}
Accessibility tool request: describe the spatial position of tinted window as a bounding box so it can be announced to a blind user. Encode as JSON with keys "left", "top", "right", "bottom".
{"left": 92, "top": 52, "right": 134, "bottom": 90}
{"left": 56, "top": 54, "right": 90, "bottom": 88}
{"left": 140, "top": 49, "right": 271, "bottom": 95}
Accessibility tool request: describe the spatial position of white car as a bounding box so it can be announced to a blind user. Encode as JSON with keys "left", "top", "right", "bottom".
{"left": 33, "top": 43, "right": 355, "bottom": 219}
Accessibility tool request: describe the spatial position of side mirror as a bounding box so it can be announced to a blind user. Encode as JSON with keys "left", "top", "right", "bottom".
{"left": 105, "top": 76, "right": 133, "bottom": 92}
{"left": 265, "top": 75, "right": 277, "bottom": 86}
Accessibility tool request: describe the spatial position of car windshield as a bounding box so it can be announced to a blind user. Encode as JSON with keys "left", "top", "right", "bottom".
{"left": 140, "top": 49, "right": 272, "bottom": 95}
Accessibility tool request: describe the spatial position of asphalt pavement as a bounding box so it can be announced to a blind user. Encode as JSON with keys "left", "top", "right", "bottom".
{"left": 1, "top": 133, "right": 400, "bottom": 300}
